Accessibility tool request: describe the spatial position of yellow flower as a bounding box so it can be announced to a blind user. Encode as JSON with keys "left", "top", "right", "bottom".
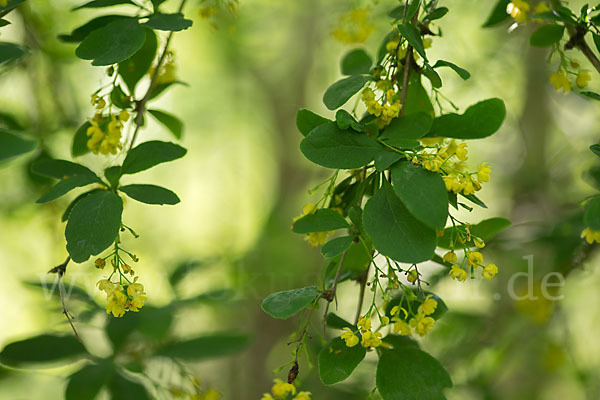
{"left": 106, "top": 289, "right": 127, "bottom": 317}
{"left": 293, "top": 392, "right": 312, "bottom": 400}
{"left": 473, "top": 237, "right": 486, "bottom": 248}
{"left": 409, "top": 313, "right": 435, "bottom": 337}
{"left": 449, "top": 264, "right": 467, "bottom": 282}
{"left": 443, "top": 251, "right": 457, "bottom": 263}
{"left": 95, "top": 258, "right": 106, "bottom": 269}
{"left": 576, "top": 71, "right": 591, "bottom": 88}
{"left": 418, "top": 295, "right": 438, "bottom": 316}
{"left": 126, "top": 280, "right": 147, "bottom": 312}
{"left": 272, "top": 379, "right": 296, "bottom": 399}
{"left": 118, "top": 110, "right": 130, "bottom": 121}
{"left": 467, "top": 251, "right": 484, "bottom": 266}
{"left": 392, "top": 318, "right": 411, "bottom": 335}
{"left": 549, "top": 71, "right": 571, "bottom": 93}
{"left": 477, "top": 162, "right": 491, "bottom": 182}
{"left": 483, "top": 263, "right": 498, "bottom": 280}
{"left": 304, "top": 231, "right": 330, "bottom": 247}
{"left": 357, "top": 316, "right": 371, "bottom": 332}
{"left": 407, "top": 269, "right": 418, "bottom": 283}
{"left": 423, "top": 38, "right": 432, "bottom": 49}
{"left": 507, "top": 0, "right": 530, "bottom": 22}
{"left": 581, "top": 227, "right": 600, "bottom": 244}
{"left": 360, "top": 330, "right": 383, "bottom": 347}
{"left": 443, "top": 174, "right": 462, "bottom": 193}
{"left": 455, "top": 143, "right": 468, "bottom": 161}
{"left": 420, "top": 137, "right": 443, "bottom": 146}
{"left": 261, "top": 394, "right": 274, "bottom": 400}
{"left": 341, "top": 328, "right": 359, "bottom": 347}
{"left": 332, "top": 8, "right": 375, "bottom": 44}
{"left": 380, "top": 315, "right": 390, "bottom": 326}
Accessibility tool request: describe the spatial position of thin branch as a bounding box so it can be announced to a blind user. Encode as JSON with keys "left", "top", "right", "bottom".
{"left": 322, "top": 250, "right": 348, "bottom": 336}
{"left": 128, "top": 0, "right": 187, "bottom": 151}
{"left": 565, "top": 25, "right": 600, "bottom": 74}
{"left": 353, "top": 265, "right": 369, "bottom": 324}
{"left": 48, "top": 256, "right": 82, "bottom": 344}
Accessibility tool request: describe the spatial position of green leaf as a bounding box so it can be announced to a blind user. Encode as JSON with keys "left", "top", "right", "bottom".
{"left": 72, "top": 122, "right": 91, "bottom": 157}
{"left": 424, "top": 7, "right": 449, "bottom": 21}
{"left": 323, "top": 239, "right": 373, "bottom": 286}
{"left": 73, "top": 0, "right": 133, "bottom": 10}
{"left": 119, "top": 184, "right": 180, "bottom": 205}
{"left": 300, "top": 122, "right": 381, "bottom": 169}
{"left": 262, "top": 286, "right": 320, "bottom": 319}
{"left": 0, "top": 20, "right": 10, "bottom": 27}
{"left": 374, "top": 150, "right": 404, "bottom": 171}
{"left": 31, "top": 159, "right": 100, "bottom": 181}
{"left": 582, "top": 91, "right": 600, "bottom": 101}
{"left": 65, "top": 362, "right": 114, "bottom": 400}
{"left": 0, "top": 42, "right": 27, "bottom": 65}
{"left": 137, "top": 306, "right": 174, "bottom": 340}
{"left": 65, "top": 190, "right": 123, "bottom": 263}
{"left": 530, "top": 24, "right": 565, "bottom": 47}
{"left": 382, "top": 334, "right": 420, "bottom": 349}
{"left": 423, "top": 64, "right": 442, "bottom": 88}
{"left": 106, "top": 312, "right": 140, "bottom": 350}
{"left": 296, "top": 109, "right": 331, "bottom": 137}
{"left": 119, "top": 28, "right": 157, "bottom": 93}
{"left": 319, "top": 337, "right": 366, "bottom": 385}
{"left": 148, "top": 109, "right": 183, "bottom": 139}
{"left": 461, "top": 192, "right": 487, "bottom": 208}
{"left": 157, "top": 333, "right": 251, "bottom": 360}
{"left": 363, "top": 181, "right": 436, "bottom": 263}
{"left": 584, "top": 197, "right": 600, "bottom": 230}
{"left": 341, "top": 48, "right": 372, "bottom": 75}
{"left": 321, "top": 236, "right": 354, "bottom": 258}
{"left": 326, "top": 313, "right": 355, "bottom": 330}
{"left": 437, "top": 217, "right": 511, "bottom": 249}
{"left": 335, "top": 109, "right": 361, "bottom": 131}
{"left": 0, "top": 335, "right": 86, "bottom": 367}
{"left": 380, "top": 112, "right": 432, "bottom": 143}
{"left": 59, "top": 15, "right": 129, "bottom": 43}
{"left": 76, "top": 19, "right": 146, "bottom": 66}
{"left": 292, "top": 208, "right": 349, "bottom": 233}
{"left": 432, "top": 60, "right": 471, "bottom": 80}
{"left": 0, "top": 130, "right": 36, "bottom": 162}
{"left": 391, "top": 162, "right": 448, "bottom": 230}
{"left": 404, "top": 71, "right": 434, "bottom": 116}
{"left": 428, "top": 98, "right": 506, "bottom": 139}
{"left": 121, "top": 140, "right": 187, "bottom": 175}
{"left": 110, "top": 84, "right": 131, "bottom": 109}
{"left": 62, "top": 189, "right": 102, "bottom": 222}
{"left": 0, "top": 0, "right": 25, "bottom": 13}
{"left": 323, "top": 75, "right": 370, "bottom": 110}
{"left": 104, "top": 166, "right": 121, "bottom": 188}
{"left": 482, "top": 0, "right": 511, "bottom": 27}
{"left": 377, "top": 347, "right": 452, "bottom": 400}
{"left": 148, "top": 80, "right": 185, "bottom": 100}
{"left": 590, "top": 144, "right": 600, "bottom": 158}
{"left": 143, "top": 13, "right": 193, "bottom": 31}
{"left": 36, "top": 175, "right": 99, "bottom": 204}
{"left": 397, "top": 23, "right": 427, "bottom": 61}
{"left": 109, "top": 372, "right": 151, "bottom": 400}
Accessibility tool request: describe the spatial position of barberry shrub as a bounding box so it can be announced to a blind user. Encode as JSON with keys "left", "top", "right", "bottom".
{"left": 261, "top": 1, "right": 510, "bottom": 398}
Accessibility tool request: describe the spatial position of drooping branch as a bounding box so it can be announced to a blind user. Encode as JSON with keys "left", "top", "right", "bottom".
{"left": 48, "top": 256, "right": 82, "bottom": 343}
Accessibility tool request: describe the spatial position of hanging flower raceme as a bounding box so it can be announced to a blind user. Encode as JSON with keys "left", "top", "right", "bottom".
{"left": 261, "top": 379, "right": 311, "bottom": 400}
{"left": 332, "top": 8, "right": 374, "bottom": 44}
{"left": 86, "top": 95, "right": 130, "bottom": 155}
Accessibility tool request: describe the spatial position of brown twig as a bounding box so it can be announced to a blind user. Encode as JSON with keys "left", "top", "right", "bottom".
{"left": 48, "top": 256, "right": 82, "bottom": 344}
{"left": 127, "top": 0, "right": 187, "bottom": 151}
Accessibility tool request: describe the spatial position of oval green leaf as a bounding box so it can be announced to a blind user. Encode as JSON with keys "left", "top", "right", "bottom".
{"left": 391, "top": 162, "right": 448, "bottom": 230}
{"left": 143, "top": 13, "right": 193, "bottom": 31}
{"left": 0, "top": 335, "right": 86, "bottom": 367}
{"left": 323, "top": 75, "right": 370, "bottom": 110}
{"left": 428, "top": 98, "right": 506, "bottom": 139}
{"left": 65, "top": 362, "right": 114, "bottom": 400}
{"left": 121, "top": 140, "right": 187, "bottom": 175}
{"left": 0, "top": 130, "right": 36, "bottom": 162}
{"left": 119, "top": 184, "right": 180, "bottom": 205}
{"left": 363, "top": 181, "right": 436, "bottom": 263}
{"left": 530, "top": 24, "right": 565, "bottom": 47}
{"left": 75, "top": 18, "right": 146, "bottom": 66}
{"left": 296, "top": 109, "right": 331, "bottom": 137}
{"left": 292, "top": 208, "right": 349, "bottom": 233}
{"left": 148, "top": 109, "right": 183, "bottom": 139}
{"left": 319, "top": 337, "right": 366, "bottom": 385}
{"left": 341, "top": 48, "right": 372, "bottom": 75}
{"left": 262, "top": 286, "right": 320, "bottom": 319}
{"left": 300, "top": 122, "right": 381, "bottom": 169}
{"left": 321, "top": 236, "right": 354, "bottom": 258}
{"left": 65, "top": 190, "right": 123, "bottom": 263}
{"left": 157, "top": 333, "right": 251, "bottom": 360}
{"left": 377, "top": 347, "right": 452, "bottom": 400}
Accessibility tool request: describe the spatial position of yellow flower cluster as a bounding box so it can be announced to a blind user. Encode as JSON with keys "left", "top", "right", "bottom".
{"left": 97, "top": 277, "right": 147, "bottom": 317}
{"left": 261, "top": 379, "right": 310, "bottom": 400}
{"left": 390, "top": 295, "right": 437, "bottom": 337}
{"left": 292, "top": 204, "right": 334, "bottom": 247}
{"left": 340, "top": 316, "right": 383, "bottom": 348}
{"left": 413, "top": 139, "right": 491, "bottom": 196}
{"left": 332, "top": 8, "right": 374, "bottom": 44}
{"left": 86, "top": 97, "right": 130, "bottom": 156}
{"left": 361, "top": 86, "right": 402, "bottom": 129}
{"left": 448, "top": 250, "right": 498, "bottom": 282}
{"left": 550, "top": 62, "right": 591, "bottom": 93}
{"left": 581, "top": 227, "right": 600, "bottom": 244}
{"left": 508, "top": 1, "right": 551, "bottom": 22}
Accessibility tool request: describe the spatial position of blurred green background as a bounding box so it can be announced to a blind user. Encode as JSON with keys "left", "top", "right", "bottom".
{"left": 1, "top": 0, "right": 600, "bottom": 399}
